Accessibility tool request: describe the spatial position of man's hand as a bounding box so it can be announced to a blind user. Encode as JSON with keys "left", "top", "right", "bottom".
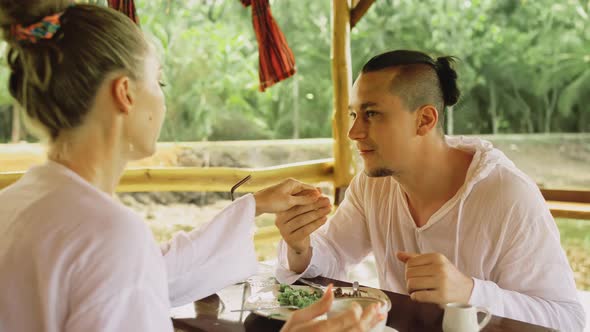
{"left": 397, "top": 251, "right": 474, "bottom": 304}
{"left": 281, "top": 284, "right": 385, "bottom": 332}
{"left": 275, "top": 195, "right": 332, "bottom": 253}
{"left": 253, "top": 179, "right": 322, "bottom": 216}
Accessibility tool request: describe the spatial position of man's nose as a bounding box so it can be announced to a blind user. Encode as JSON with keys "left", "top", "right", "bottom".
{"left": 348, "top": 117, "right": 368, "bottom": 141}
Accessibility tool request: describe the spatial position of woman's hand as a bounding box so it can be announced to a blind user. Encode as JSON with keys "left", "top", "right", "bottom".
{"left": 253, "top": 178, "right": 324, "bottom": 216}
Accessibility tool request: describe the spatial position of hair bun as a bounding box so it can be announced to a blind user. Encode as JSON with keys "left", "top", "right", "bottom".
{"left": 435, "top": 56, "right": 460, "bottom": 107}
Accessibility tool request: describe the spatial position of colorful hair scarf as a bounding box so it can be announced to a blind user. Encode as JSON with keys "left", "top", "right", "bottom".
{"left": 11, "top": 12, "right": 64, "bottom": 44}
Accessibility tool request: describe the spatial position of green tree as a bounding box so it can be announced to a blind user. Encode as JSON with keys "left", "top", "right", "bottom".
{"left": 0, "top": 0, "right": 587, "bottom": 141}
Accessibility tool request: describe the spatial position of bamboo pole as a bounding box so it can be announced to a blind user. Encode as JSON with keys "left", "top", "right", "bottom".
{"left": 0, "top": 159, "right": 335, "bottom": 193}
{"left": 0, "top": 172, "right": 21, "bottom": 191}
{"left": 547, "top": 201, "right": 590, "bottom": 220}
{"left": 331, "top": 0, "right": 356, "bottom": 205}
{"left": 350, "top": 0, "right": 376, "bottom": 28}
{"left": 540, "top": 188, "right": 590, "bottom": 203}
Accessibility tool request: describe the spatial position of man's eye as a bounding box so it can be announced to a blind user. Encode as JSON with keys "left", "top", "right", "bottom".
{"left": 366, "top": 111, "right": 378, "bottom": 118}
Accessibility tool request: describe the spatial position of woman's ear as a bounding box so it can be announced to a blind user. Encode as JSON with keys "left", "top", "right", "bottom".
{"left": 416, "top": 104, "right": 439, "bottom": 136}
{"left": 111, "top": 76, "right": 134, "bottom": 114}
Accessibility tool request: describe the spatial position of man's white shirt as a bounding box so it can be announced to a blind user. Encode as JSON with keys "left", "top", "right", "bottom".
{"left": 276, "top": 136, "right": 585, "bottom": 331}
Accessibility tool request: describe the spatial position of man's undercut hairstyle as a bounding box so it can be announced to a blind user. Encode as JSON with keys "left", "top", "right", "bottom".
{"left": 361, "top": 50, "right": 460, "bottom": 117}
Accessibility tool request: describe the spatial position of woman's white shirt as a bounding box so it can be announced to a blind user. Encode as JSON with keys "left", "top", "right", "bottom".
{"left": 0, "top": 161, "right": 258, "bottom": 332}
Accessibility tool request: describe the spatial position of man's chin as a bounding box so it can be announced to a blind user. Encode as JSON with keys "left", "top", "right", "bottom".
{"left": 364, "top": 167, "right": 395, "bottom": 177}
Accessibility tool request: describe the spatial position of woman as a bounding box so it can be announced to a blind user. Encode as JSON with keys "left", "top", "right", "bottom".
{"left": 0, "top": 1, "right": 383, "bottom": 331}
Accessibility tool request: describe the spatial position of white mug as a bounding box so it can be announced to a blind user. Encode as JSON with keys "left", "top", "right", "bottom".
{"left": 442, "top": 303, "right": 491, "bottom": 332}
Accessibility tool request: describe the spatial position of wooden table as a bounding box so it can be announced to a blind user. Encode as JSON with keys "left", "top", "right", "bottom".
{"left": 171, "top": 277, "right": 557, "bottom": 332}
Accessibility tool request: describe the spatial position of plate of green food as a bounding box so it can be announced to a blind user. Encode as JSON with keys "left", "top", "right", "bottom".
{"left": 244, "top": 284, "right": 392, "bottom": 321}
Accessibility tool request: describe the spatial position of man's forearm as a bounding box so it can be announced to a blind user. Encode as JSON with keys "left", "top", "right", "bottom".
{"left": 287, "top": 246, "right": 313, "bottom": 273}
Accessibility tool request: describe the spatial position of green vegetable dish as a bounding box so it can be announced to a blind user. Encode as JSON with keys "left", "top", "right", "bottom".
{"left": 278, "top": 284, "right": 322, "bottom": 309}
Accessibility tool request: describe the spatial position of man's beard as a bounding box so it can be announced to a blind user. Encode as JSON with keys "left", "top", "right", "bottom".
{"left": 364, "top": 167, "right": 396, "bottom": 177}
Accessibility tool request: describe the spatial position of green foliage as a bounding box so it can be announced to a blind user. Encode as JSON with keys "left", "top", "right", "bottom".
{"left": 0, "top": 42, "right": 11, "bottom": 143}
{"left": 0, "top": 0, "right": 588, "bottom": 141}
{"left": 351, "top": 0, "right": 590, "bottom": 134}
{"left": 137, "top": 0, "right": 335, "bottom": 141}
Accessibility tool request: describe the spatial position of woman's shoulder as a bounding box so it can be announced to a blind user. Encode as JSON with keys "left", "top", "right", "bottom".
{"left": 64, "top": 190, "right": 151, "bottom": 248}
{"left": 2, "top": 162, "right": 154, "bottom": 254}
{"left": 42, "top": 178, "right": 143, "bottom": 226}
{"left": 20, "top": 178, "right": 153, "bottom": 255}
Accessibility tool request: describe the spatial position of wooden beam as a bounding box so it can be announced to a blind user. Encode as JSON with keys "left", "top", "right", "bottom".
{"left": 540, "top": 188, "right": 590, "bottom": 203}
{"left": 351, "top": 0, "right": 376, "bottom": 28}
{"left": 331, "top": 0, "right": 356, "bottom": 203}
{"left": 547, "top": 201, "right": 590, "bottom": 220}
{"left": 0, "top": 172, "right": 21, "bottom": 191}
{"left": 542, "top": 189, "right": 590, "bottom": 220}
{"left": 0, "top": 159, "right": 335, "bottom": 193}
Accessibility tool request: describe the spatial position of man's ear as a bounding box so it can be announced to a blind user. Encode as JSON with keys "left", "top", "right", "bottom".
{"left": 111, "top": 76, "right": 134, "bottom": 114}
{"left": 416, "top": 104, "right": 439, "bottom": 136}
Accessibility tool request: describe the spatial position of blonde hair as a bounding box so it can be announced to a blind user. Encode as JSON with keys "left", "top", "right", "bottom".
{"left": 0, "top": 0, "right": 147, "bottom": 141}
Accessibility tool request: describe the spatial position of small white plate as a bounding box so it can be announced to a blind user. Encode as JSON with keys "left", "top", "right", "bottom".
{"left": 244, "top": 284, "right": 392, "bottom": 321}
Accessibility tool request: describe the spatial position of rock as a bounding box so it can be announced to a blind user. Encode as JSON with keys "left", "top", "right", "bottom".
{"left": 134, "top": 193, "right": 154, "bottom": 205}
{"left": 118, "top": 194, "right": 138, "bottom": 207}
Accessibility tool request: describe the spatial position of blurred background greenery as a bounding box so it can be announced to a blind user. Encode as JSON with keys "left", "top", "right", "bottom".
{"left": 0, "top": 0, "right": 588, "bottom": 142}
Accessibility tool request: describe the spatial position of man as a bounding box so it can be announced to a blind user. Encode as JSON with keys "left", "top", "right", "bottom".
{"left": 274, "top": 50, "right": 585, "bottom": 331}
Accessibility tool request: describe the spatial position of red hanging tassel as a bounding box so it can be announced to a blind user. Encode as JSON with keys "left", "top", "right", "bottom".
{"left": 108, "top": 0, "right": 140, "bottom": 25}
{"left": 241, "top": 0, "right": 296, "bottom": 92}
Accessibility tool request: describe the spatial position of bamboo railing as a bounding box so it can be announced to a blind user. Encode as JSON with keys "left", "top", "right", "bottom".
{"left": 118, "top": 159, "right": 334, "bottom": 192}
{"left": 0, "top": 159, "right": 335, "bottom": 193}
{"left": 542, "top": 188, "right": 590, "bottom": 220}
{"left": 1, "top": 160, "right": 588, "bottom": 220}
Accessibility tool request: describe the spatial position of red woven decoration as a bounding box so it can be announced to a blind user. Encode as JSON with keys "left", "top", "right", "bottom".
{"left": 108, "top": 0, "right": 139, "bottom": 25}
{"left": 241, "top": 0, "right": 296, "bottom": 91}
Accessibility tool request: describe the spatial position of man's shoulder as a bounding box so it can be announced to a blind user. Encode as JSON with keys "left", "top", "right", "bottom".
{"left": 477, "top": 161, "right": 539, "bottom": 195}
{"left": 470, "top": 161, "right": 548, "bottom": 217}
